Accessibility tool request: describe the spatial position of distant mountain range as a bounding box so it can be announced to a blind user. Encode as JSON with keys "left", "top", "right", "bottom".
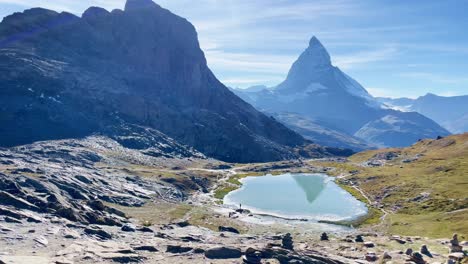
{"left": 232, "top": 37, "right": 450, "bottom": 149}
{"left": 377, "top": 93, "right": 468, "bottom": 134}
{"left": 0, "top": 0, "right": 351, "bottom": 163}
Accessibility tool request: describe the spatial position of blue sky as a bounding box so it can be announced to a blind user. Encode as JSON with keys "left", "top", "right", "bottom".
{"left": 1, "top": 0, "right": 467, "bottom": 98}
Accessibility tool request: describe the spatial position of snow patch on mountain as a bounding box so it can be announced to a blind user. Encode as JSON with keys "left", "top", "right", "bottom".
{"left": 277, "top": 83, "right": 327, "bottom": 103}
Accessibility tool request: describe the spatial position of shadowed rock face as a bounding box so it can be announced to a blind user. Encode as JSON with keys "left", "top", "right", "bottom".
{"left": 0, "top": 0, "right": 319, "bottom": 162}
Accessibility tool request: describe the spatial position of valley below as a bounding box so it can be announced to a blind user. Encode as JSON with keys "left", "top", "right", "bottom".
{"left": 0, "top": 133, "right": 466, "bottom": 264}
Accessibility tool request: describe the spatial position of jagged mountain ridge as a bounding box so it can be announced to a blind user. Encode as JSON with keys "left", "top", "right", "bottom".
{"left": 0, "top": 0, "right": 348, "bottom": 162}
{"left": 378, "top": 93, "right": 468, "bottom": 134}
{"left": 232, "top": 37, "right": 450, "bottom": 148}
{"left": 232, "top": 87, "right": 374, "bottom": 151}
{"left": 269, "top": 112, "right": 375, "bottom": 151}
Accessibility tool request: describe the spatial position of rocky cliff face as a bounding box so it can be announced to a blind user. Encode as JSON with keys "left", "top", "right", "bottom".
{"left": 0, "top": 0, "right": 323, "bottom": 162}
{"left": 232, "top": 37, "right": 450, "bottom": 148}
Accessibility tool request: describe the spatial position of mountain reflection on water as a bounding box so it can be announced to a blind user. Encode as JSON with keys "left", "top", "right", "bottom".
{"left": 224, "top": 173, "right": 367, "bottom": 221}
{"left": 292, "top": 174, "right": 326, "bottom": 204}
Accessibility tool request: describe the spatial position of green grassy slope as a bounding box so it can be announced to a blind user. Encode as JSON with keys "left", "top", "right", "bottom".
{"left": 316, "top": 133, "right": 468, "bottom": 238}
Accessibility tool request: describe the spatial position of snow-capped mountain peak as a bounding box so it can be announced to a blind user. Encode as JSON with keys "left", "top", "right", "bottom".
{"left": 306, "top": 36, "right": 332, "bottom": 66}
{"left": 275, "top": 36, "right": 379, "bottom": 108}
{"left": 284, "top": 36, "right": 331, "bottom": 82}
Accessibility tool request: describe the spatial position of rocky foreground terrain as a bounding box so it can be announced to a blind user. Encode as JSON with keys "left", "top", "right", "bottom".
{"left": 0, "top": 136, "right": 466, "bottom": 264}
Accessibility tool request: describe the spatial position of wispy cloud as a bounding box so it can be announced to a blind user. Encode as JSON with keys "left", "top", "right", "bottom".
{"left": 0, "top": 0, "right": 466, "bottom": 97}
{"left": 205, "top": 50, "right": 294, "bottom": 74}
{"left": 333, "top": 47, "right": 399, "bottom": 69}
{"left": 398, "top": 72, "right": 468, "bottom": 85}
{"left": 221, "top": 77, "right": 283, "bottom": 87}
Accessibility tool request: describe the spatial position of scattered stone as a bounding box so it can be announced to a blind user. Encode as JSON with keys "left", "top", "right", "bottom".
{"left": 0, "top": 191, "right": 37, "bottom": 211}
{"left": 320, "top": 232, "right": 329, "bottom": 241}
{"left": 243, "top": 248, "right": 262, "bottom": 264}
{"left": 26, "top": 216, "right": 42, "bottom": 223}
{"left": 95, "top": 252, "right": 143, "bottom": 263}
{"left": 55, "top": 208, "right": 79, "bottom": 222}
{"left": 0, "top": 224, "right": 13, "bottom": 232}
{"left": 218, "top": 226, "right": 240, "bottom": 234}
{"left": 365, "top": 252, "right": 378, "bottom": 262}
{"left": 133, "top": 245, "right": 158, "bottom": 252}
{"left": 154, "top": 232, "right": 170, "bottom": 239}
{"left": 0, "top": 256, "right": 50, "bottom": 264}
{"left": 193, "top": 248, "right": 205, "bottom": 254}
{"left": 390, "top": 235, "right": 406, "bottom": 244}
{"left": 420, "top": 244, "right": 431, "bottom": 257}
{"left": 235, "top": 208, "right": 251, "bottom": 214}
{"left": 84, "top": 227, "right": 112, "bottom": 240}
{"left": 448, "top": 252, "right": 465, "bottom": 263}
{"left": 282, "top": 233, "right": 294, "bottom": 250}
{"left": 166, "top": 245, "right": 193, "bottom": 254}
{"left": 34, "top": 236, "right": 49, "bottom": 246}
{"left": 174, "top": 220, "right": 190, "bottom": 227}
{"left": 121, "top": 224, "right": 136, "bottom": 232}
{"left": 382, "top": 251, "right": 392, "bottom": 260}
{"left": 0, "top": 207, "right": 25, "bottom": 220}
{"left": 205, "top": 246, "right": 242, "bottom": 259}
{"left": 63, "top": 229, "right": 80, "bottom": 239}
{"left": 266, "top": 243, "right": 282, "bottom": 248}
{"left": 355, "top": 235, "right": 364, "bottom": 242}
{"left": 364, "top": 242, "right": 375, "bottom": 248}
{"left": 53, "top": 257, "right": 73, "bottom": 264}
{"left": 106, "top": 207, "right": 126, "bottom": 218}
{"left": 4, "top": 216, "right": 22, "bottom": 223}
{"left": 408, "top": 252, "right": 425, "bottom": 264}
{"left": 180, "top": 235, "right": 202, "bottom": 242}
{"left": 449, "top": 234, "right": 463, "bottom": 253}
{"left": 137, "top": 227, "right": 153, "bottom": 233}
{"left": 405, "top": 248, "right": 413, "bottom": 256}
{"left": 447, "top": 259, "right": 456, "bottom": 264}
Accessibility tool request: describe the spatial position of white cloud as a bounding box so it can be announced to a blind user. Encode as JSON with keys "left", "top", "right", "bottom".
{"left": 221, "top": 77, "right": 283, "bottom": 87}
{"left": 205, "top": 50, "right": 294, "bottom": 74}
{"left": 1, "top": 0, "right": 466, "bottom": 97}
{"left": 333, "top": 47, "right": 399, "bottom": 69}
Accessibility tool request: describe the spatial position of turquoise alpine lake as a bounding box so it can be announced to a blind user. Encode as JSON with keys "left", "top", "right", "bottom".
{"left": 223, "top": 173, "right": 368, "bottom": 221}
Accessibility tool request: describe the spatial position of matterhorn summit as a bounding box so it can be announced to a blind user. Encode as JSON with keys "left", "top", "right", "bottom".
{"left": 233, "top": 36, "right": 449, "bottom": 148}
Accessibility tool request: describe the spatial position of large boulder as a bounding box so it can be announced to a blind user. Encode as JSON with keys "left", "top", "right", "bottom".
{"left": 204, "top": 246, "right": 242, "bottom": 259}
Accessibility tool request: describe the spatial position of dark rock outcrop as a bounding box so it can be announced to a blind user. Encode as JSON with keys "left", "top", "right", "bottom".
{"left": 166, "top": 245, "right": 193, "bottom": 254}
{"left": 84, "top": 227, "right": 112, "bottom": 240}
{"left": 243, "top": 248, "right": 262, "bottom": 264}
{"left": 450, "top": 234, "right": 463, "bottom": 253}
{"left": 218, "top": 226, "right": 240, "bottom": 234}
{"left": 281, "top": 233, "right": 294, "bottom": 250}
{"left": 320, "top": 232, "right": 329, "bottom": 241}
{"left": 0, "top": 0, "right": 336, "bottom": 163}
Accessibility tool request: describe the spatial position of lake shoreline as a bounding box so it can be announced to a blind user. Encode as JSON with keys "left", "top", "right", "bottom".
{"left": 219, "top": 172, "right": 369, "bottom": 226}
